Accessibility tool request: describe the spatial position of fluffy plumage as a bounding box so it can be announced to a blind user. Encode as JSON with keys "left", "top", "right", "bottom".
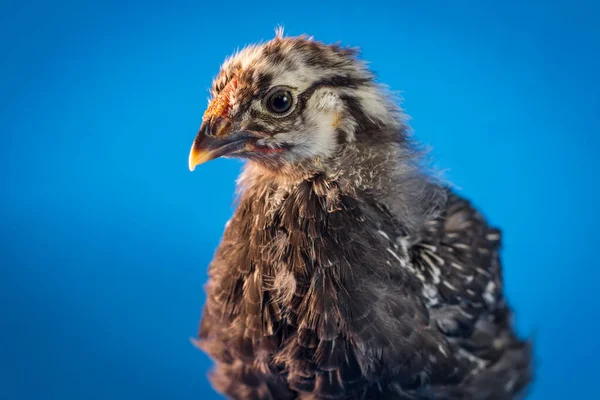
{"left": 189, "top": 30, "right": 532, "bottom": 400}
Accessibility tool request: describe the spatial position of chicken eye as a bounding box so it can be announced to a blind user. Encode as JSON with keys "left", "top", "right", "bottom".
{"left": 266, "top": 90, "right": 293, "bottom": 114}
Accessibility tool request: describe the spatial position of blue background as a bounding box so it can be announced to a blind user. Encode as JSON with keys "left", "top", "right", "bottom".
{"left": 1, "top": 0, "right": 598, "bottom": 399}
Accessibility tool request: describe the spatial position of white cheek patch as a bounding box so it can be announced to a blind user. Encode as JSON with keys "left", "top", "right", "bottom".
{"left": 267, "top": 112, "right": 338, "bottom": 160}
{"left": 262, "top": 89, "right": 344, "bottom": 160}
{"left": 312, "top": 90, "right": 340, "bottom": 111}
{"left": 299, "top": 110, "right": 338, "bottom": 158}
{"left": 310, "top": 89, "right": 358, "bottom": 142}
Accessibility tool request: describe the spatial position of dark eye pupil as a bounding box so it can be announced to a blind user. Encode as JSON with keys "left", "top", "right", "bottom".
{"left": 268, "top": 91, "right": 292, "bottom": 113}
{"left": 273, "top": 94, "right": 288, "bottom": 110}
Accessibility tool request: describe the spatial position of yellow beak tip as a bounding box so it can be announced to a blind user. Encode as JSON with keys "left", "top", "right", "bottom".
{"left": 188, "top": 146, "right": 215, "bottom": 172}
{"left": 188, "top": 153, "right": 197, "bottom": 172}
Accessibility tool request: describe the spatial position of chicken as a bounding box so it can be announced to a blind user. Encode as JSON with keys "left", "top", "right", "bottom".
{"left": 188, "top": 30, "right": 532, "bottom": 400}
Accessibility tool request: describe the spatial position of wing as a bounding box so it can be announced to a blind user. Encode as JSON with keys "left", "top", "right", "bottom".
{"left": 413, "top": 193, "right": 505, "bottom": 340}
{"left": 407, "top": 192, "right": 531, "bottom": 396}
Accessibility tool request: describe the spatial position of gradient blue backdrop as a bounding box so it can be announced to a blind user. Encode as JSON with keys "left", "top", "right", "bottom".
{"left": 1, "top": 1, "right": 599, "bottom": 399}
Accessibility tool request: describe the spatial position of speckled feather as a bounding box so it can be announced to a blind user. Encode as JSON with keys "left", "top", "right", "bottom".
{"left": 193, "top": 31, "right": 531, "bottom": 400}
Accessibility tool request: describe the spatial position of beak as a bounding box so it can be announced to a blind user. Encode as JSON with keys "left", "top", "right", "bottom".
{"left": 188, "top": 117, "right": 254, "bottom": 171}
